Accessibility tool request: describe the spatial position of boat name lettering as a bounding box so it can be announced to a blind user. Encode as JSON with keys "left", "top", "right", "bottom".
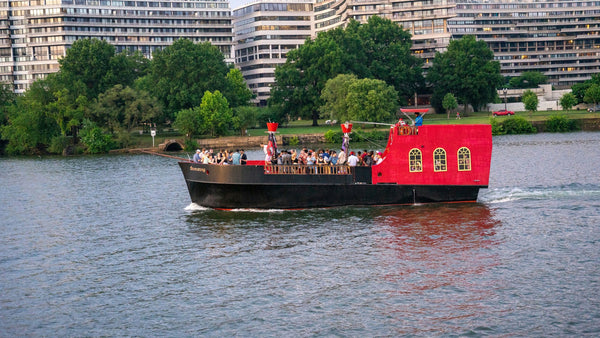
{"left": 191, "top": 167, "right": 207, "bottom": 173}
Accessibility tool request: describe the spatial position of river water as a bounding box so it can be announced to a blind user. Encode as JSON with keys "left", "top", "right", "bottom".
{"left": 1, "top": 132, "right": 599, "bottom": 336}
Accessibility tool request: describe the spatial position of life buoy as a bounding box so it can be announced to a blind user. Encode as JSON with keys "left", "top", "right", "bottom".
{"left": 399, "top": 126, "right": 412, "bottom": 135}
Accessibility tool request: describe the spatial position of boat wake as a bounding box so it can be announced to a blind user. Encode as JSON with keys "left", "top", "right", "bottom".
{"left": 184, "top": 203, "right": 285, "bottom": 213}
{"left": 479, "top": 184, "right": 600, "bottom": 204}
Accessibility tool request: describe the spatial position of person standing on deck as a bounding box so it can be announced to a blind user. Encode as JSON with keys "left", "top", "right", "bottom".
{"left": 414, "top": 112, "right": 426, "bottom": 127}
{"left": 231, "top": 149, "right": 241, "bottom": 165}
{"left": 193, "top": 149, "right": 201, "bottom": 163}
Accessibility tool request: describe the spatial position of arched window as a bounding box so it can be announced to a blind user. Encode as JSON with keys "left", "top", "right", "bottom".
{"left": 409, "top": 148, "right": 422, "bottom": 172}
{"left": 458, "top": 147, "right": 471, "bottom": 171}
{"left": 433, "top": 148, "right": 447, "bottom": 172}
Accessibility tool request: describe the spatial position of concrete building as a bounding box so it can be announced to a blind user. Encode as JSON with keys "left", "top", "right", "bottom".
{"left": 449, "top": 0, "right": 600, "bottom": 89}
{"left": 233, "top": 0, "right": 313, "bottom": 106}
{"left": 0, "top": 0, "right": 233, "bottom": 93}
{"left": 314, "top": 0, "right": 455, "bottom": 65}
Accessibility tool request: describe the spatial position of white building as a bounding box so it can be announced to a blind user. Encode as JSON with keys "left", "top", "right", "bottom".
{"left": 233, "top": 0, "right": 313, "bottom": 106}
{"left": 0, "top": 0, "right": 233, "bottom": 93}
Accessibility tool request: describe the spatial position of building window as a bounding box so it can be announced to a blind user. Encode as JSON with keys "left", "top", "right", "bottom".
{"left": 458, "top": 147, "right": 471, "bottom": 171}
{"left": 433, "top": 148, "right": 447, "bottom": 172}
{"left": 409, "top": 148, "right": 422, "bottom": 172}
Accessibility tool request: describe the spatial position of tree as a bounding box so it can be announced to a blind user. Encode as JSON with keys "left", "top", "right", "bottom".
{"left": 143, "top": 39, "right": 230, "bottom": 121}
{"left": 571, "top": 74, "right": 600, "bottom": 104}
{"left": 0, "top": 98, "right": 59, "bottom": 154}
{"left": 442, "top": 93, "right": 458, "bottom": 119}
{"left": 232, "top": 106, "right": 259, "bottom": 136}
{"left": 58, "top": 38, "right": 119, "bottom": 100}
{"left": 92, "top": 85, "right": 161, "bottom": 133}
{"left": 559, "top": 92, "right": 577, "bottom": 111}
{"left": 199, "top": 90, "right": 233, "bottom": 137}
{"left": 320, "top": 74, "right": 358, "bottom": 123}
{"left": 508, "top": 71, "right": 547, "bottom": 89}
{"left": 427, "top": 35, "right": 503, "bottom": 113}
{"left": 345, "top": 78, "right": 399, "bottom": 122}
{"left": 522, "top": 89, "right": 539, "bottom": 113}
{"left": 584, "top": 84, "right": 600, "bottom": 110}
{"left": 225, "top": 68, "right": 254, "bottom": 108}
{"left": 173, "top": 107, "right": 203, "bottom": 140}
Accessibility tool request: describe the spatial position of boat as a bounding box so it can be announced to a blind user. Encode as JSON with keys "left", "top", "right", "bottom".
{"left": 178, "top": 109, "right": 492, "bottom": 209}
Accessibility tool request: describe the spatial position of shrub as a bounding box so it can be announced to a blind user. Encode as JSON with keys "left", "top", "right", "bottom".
{"left": 490, "top": 118, "right": 505, "bottom": 135}
{"left": 184, "top": 139, "right": 199, "bottom": 152}
{"left": 48, "top": 135, "right": 71, "bottom": 154}
{"left": 80, "top": 121, "right": 116, "bottom": 154}
{"left": 545, "top": 115, "right": 578, "bottom": 132}
{"left": 502, "top": 116, "right": 536, "bottom": 134}
{"left": 288, "top": 135, "right": 299, "bottom": 146}
{"left": 324, "top": 129, "right": 341, "bottom": 143}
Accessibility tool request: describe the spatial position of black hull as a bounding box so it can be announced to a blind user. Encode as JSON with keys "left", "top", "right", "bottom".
{"left": 179, "top": 163, "right": 484, "bottom": 209}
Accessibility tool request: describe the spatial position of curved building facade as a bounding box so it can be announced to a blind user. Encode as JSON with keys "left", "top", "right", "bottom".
{"left": 449, "top": 0, "right": 600, "bottom": 88}
{"left": 233, "top": 0, "right": 313, "bottom": 106}
{"left": 0, "top": 0, "right": 233, "bottom": 93}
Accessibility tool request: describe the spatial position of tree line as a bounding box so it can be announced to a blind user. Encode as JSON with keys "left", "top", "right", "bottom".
{"left": 0, "top": 38, "right": 257, "bottom": 155}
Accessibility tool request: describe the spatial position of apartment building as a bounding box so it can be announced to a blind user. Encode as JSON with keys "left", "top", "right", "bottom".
{"left": 315, "top": 0, "right": 455, "bottom": 64}
{"left": 0, "top": 0, "right": 233, "bottom": 93}
{"left": 233, "top": 0, "right": 313, "bottom": 105}
{"left": 449, "top": 0, "right": 600, "bottom": 89}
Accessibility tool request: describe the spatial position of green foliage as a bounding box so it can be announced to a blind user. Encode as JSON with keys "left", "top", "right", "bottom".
{"left": 0, "top": 100, "right": 59, "bottom": 155}
{"left": 502, "top": 116, "right": 536, "bottom": 134}
{"left": 442, "top": 93, "right": 458, "bottom": 118}
{"left": 320, "top": 74, "right": 358, "bottom": 122}
{"left": 490, "top": 118, "right": 504, "bottom": 135}
{"left": 545, "top": 115, "right": 578, "bottom": 132}
{"left": 226, "top": 69, "right": 254, "bottom": 108}
{"left": 184, "top": 139, "right": 199, "bottom": 152}
{"left": 559, "top": 92, "right": 577, "bottom": 110}
{"left": 324, "top": 129, "right": 341, "bottom": 143}
{"left": 256, "top": 106, "right": 286, "bottom": 127}
{"left": 571, "top": 73, "right": 600, "bottom": 104}
{"left": 79, "top": 120, "right": 115, "bottom": 154}
{"left": 522, "top": 90, "right": 539, "bottom": 112}
{"left": 92, "top": 84, "right": 162, "bottom": 132}
{"left": 508, "top": 71, "right": 547, "bottom": 89}
{"left": 232, "top": 106, "right": 259, "bottom": 136}
{"left": 427, "top": 35, "right": 503, "bottom": 113}
{"left": 58, "top": 38, "right": 139, "bottom": 101}
{"left": 287, "top": 135, "right": 300, "bottom": 146}
{"left": 173, "top": 107, "right": 202, "bottom": 140}
{"left": 346, "top": 78, "right": 398, "bottom": 122}
{"left": 48, "top": 135, "right": 71, "bottom": 154}
{"left": 144, "top": 39, "right": 230, "bottom": 120}
{"left": 199, "top": 90, "right": 233, "bottom": 137}
{"left": 584, "top": 83, "right": 600, "bottom": 106}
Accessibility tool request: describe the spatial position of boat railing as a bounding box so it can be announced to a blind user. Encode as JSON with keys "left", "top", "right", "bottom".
{"left": 264, "top": 164, "right": 353, "bottom": 175}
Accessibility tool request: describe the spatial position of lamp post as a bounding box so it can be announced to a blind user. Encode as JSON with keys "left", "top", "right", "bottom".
{"left": 503, "top": 88, "right": 508, "bottom": 112}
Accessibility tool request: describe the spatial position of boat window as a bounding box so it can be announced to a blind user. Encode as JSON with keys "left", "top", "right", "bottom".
{"left": 433, "top": 148, "right": 447, "bottom": 172}
{"left": 409, "top": 148, "right": 422, "bottom": 172}
{"left": 458, "top": 147, "right": 471, "bottom": 171}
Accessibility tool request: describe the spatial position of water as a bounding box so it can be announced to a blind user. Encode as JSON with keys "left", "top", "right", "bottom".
{"left": 1, "top": 132, "right": 599, "bottom": 336}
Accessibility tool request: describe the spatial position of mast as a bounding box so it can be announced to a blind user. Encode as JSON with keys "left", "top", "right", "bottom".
{"left": 341, "top": 121, "right": 353, "bottom": 154}
{"left": 266, "top": 122, "right": 278, "bottom": 163}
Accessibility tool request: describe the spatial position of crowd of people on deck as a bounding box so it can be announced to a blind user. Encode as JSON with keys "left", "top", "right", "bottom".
{"left": 192, "top": 147, "right": 385, "bottom": 167}
{"left": 267, "top": 147, "right": 384, "bottom": 167}
{"left": 193, "top": 148, "right": 247, "bottom": 165}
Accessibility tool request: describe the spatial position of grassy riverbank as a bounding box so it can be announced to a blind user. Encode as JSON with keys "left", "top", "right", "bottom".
{"left": 131, "top": 109, "right": 599, "bottom": 148}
